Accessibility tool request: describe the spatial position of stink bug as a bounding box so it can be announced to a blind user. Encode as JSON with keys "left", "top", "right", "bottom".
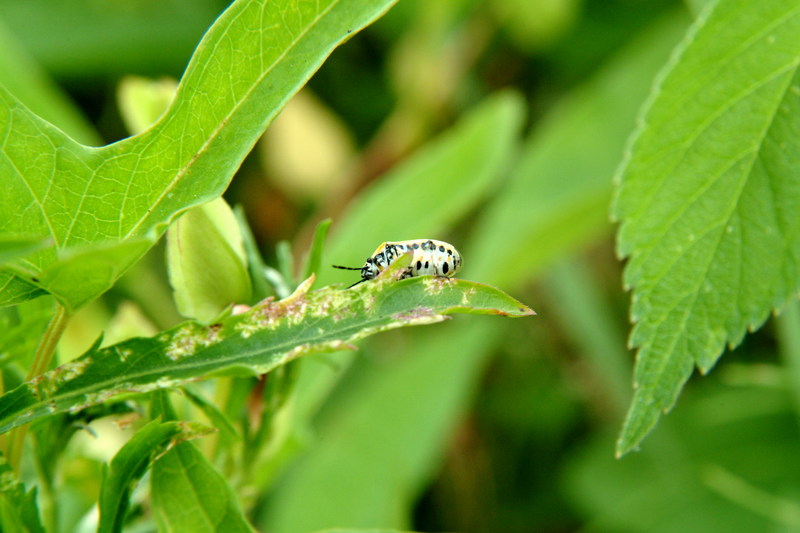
{"left": 333, "top": 239, "right": 462, "bottom": 288}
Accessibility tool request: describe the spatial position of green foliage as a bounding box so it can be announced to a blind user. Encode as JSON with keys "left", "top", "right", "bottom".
{"left": 0, "top": 0, "right": 398, "bottom": 312}
{"left": 166, "top": 198, "right": 252, "bottom": 322}
{"left": 0, "top": 453, "right": 45, "bottom": 533}
{"left": 263, "top": 12, "right": 690, "bottom": 533}
{"left": 0, "top": 258, "right": 530, "bottom": 435}
{"left": 613, "top": 0, "right": 800, "bottom": 455}
{"left": 2, "top": 0, "right": 800, "bottom": 531}
{"left": 149, "top": 392, "right": 255, "bottom": 533}
{"left": 98, "top": 418, "right": 211, "bottom": 533}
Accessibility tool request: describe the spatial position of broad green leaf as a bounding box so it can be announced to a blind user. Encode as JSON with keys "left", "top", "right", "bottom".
{"left": 98, "top": 419, "right": 211, "bottom": 533}
{"left": 149, "top": 392, "right": 254, "bottom": 533}
{"left": 151, "top": 437, "right": 255, "bottom": 533}
{"left": 0, "top": 257, "right": 532, "bottom": 435}
{"left": 167, "top": 198, "right": 251, "bottom": 322}
{"left": 613, "top": 0, "right": 800, "bottom": 455}
{"left": 0, "top": 0, "right": 398, "bottom": 311}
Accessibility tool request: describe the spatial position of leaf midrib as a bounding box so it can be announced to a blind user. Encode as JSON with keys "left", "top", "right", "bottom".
{"left": 119, "top": 0, "right": 340, "bottom": 241}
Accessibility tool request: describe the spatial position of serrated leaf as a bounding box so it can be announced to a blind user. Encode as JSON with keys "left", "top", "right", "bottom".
{"left": 0, "top": 0, "right": 398, "bottom": 311}
{"left": 0, "top": 256, "right": 532, "bottom": 435}
{"left": 613, "top": 0, "right": 800, "bottom": 455}
{"left": 98, "top": 419, "right": 210, "bottom": 533}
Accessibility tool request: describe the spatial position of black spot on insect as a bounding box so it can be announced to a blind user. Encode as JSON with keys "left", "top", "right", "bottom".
{"left": 425, "top": 261, "right": 429, "bottom": 269}
{"left": 416, "top": 260, "right": 422, "bottom": 270}
{"left": 413, "top": 243, "right": 420, "bottom": 249}
{"left": 439, "top": 245, "right": 445, "bottom": 252}
{"left": 427, "top": 240, "right": 434, "bottom": 249}
{"left": 442, "top": 262, "right": 449, "bottom": 274}
{"left": 446, "top": 248, "right": 452, "bottom": 255}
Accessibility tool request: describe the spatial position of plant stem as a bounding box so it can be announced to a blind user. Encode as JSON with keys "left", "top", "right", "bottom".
{"left": 6, "top": 304, "right": 70, "bottom": 471}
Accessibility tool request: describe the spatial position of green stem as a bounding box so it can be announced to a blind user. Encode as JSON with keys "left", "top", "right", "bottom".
{"left": 6, "top": 304, "right": 70, "bottom": 471}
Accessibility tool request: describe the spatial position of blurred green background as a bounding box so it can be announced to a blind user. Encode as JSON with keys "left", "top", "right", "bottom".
{"left": 4, "top": 0, "right": 800, "bottom": 531}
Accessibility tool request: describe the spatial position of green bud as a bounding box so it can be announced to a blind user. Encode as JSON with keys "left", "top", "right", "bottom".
{"left": 167, "top": 198, "right": 252, "bottom": 322}
{"left": 117, "top": 76, "right": 178, "bottom": 135}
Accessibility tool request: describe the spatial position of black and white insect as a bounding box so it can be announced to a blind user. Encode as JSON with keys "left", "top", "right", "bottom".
{"left": 333, "top": 239, "right": 462, "bottom": 288}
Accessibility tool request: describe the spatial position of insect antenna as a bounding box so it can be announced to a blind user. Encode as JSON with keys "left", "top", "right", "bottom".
{"left": 332, "top": 265, "right": 362, "bottom": 270}
{"left": 347, "top": 278, "right": 368, "bottom": 289}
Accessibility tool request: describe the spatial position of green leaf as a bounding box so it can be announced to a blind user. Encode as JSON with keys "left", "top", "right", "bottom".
{"left": 182, "top": 386, "right": 241, "bottom": 445}
{"left": 98, "top": 419, "right": 210, "bottom": 533}
{"left": 0, "top": 0, "right": 399, "bottom": 311}
{"left": 150, "top": 391, "right": 255, "bottom": 533}
{"left": 303, "top": 218, "right": 333, "bottom": 284}
{"left": 613, "top": 0, "right": 800, "bottom": 455}
{"left": 151, "top": 434, "right": 255, "bottom": 532}
{"left": 0, "top": 236, "right": 50, "bottom": 266}
{"left": 0, "top": 452, "right": 45, "bottom": 533}
{"left": 0, "top": 256, "right": 532, "bottom": 435}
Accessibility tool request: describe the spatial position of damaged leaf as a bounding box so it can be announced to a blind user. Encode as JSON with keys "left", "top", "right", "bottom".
{"left": 0, "top": 257, "right": 533, "bottom": 434}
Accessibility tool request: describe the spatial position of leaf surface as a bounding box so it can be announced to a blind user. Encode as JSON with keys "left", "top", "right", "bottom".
{"left": 98, "top": 419, "right": 210, "bottom": 533}
{"left": 0, "top": 259, "right": 532, "bottom": 434}
{"left": 613, "top": 0, "right": 800, "bottom": 455}
{"left": 0, "top": 0, "right": 398, "bottom": 311}
{"left": 150, "top": 392, "right": 254, "bottom": 533}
